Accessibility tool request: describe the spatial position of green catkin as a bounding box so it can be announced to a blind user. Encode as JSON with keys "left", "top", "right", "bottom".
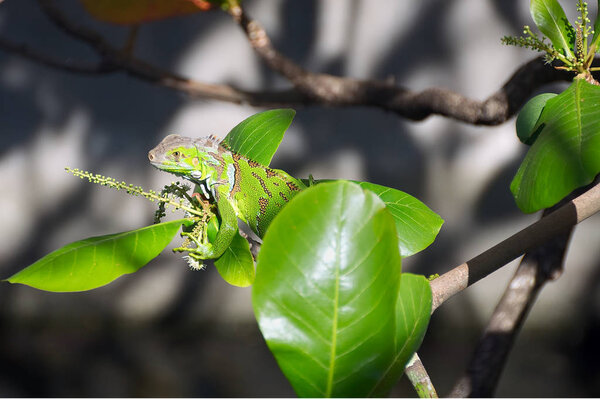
{"left": 65, "top": 167, "right": 205, "bottom": 219}
{"left": 502, "top": 1, "right": 598, "bottom": 78}
{"left": 65, "top": 167, "right": 213, "bottom": 271}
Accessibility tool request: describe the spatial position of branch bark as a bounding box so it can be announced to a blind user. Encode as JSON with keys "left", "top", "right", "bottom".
{"left": 430, "top": 180, "right": 600, "bottom": 312}
{"left": 0, "top": 0, "right": 583, "bottom": 124}
{"left": 447, "top": 208, "right": 573, "bottom": 397}
{"left": 0, "top": 36, "right": 115, "bottom": 74}
{"left": 232, "top": 5, "right": 577, "bottom": 124}
{"left": 405, "top": 353, "right": 439, "bottom": 398}
{"left": 445, "top": 179, "right": 599, "bottom": 397}
{"left": 33, "top": 0, "right": 307, "bottom": 105}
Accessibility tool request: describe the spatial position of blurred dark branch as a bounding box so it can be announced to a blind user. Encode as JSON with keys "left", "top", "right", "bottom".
{"left": 0, "top": 37, "right": 115, "bottom": 74}
{"left": 430, "top": 179, "right": 600, "bottom": 312}
{"left": 33, "top": 0, "right": 307, "bottom": 105}
{"left": 448, "top": 193, "right": 577, "bottom": 397}
{"left": 0, "top": 0, "right": 585, "bottom": 123}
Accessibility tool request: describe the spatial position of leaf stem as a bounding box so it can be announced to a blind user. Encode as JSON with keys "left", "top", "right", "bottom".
{"left": 405, "top": 353, "right": 438, "bottom": 398}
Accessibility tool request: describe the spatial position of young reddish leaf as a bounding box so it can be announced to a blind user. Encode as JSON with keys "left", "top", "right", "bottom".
{"left": 80, "top": 0, "right": 215, "bottom": 25}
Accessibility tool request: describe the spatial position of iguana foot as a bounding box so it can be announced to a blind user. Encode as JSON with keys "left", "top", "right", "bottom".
{"left": 183, "top": 254, "right": 206, "bottom": 270}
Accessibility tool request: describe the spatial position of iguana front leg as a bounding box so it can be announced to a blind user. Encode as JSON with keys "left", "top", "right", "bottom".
{"left": 188, "top": 185, "right": 238, "bottom": 260}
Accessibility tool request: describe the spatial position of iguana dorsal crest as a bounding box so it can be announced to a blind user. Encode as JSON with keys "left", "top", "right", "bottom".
{"left": 149, "top": 133, "right": 307, "bottom": 256}
{"left": 198, "top": 135, "right": 256, "bottom": 163}
{"left": 193, "top": 135, "right": 221, "bottom": 151}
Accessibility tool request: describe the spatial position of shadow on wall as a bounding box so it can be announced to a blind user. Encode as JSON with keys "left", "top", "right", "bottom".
{"left": 0, "top": 0, "right": 593, "bottom": 396}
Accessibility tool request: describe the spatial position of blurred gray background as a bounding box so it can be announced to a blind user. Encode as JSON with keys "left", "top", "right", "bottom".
{"left": 1, "top": 0, "right": 600, "bottom": 396}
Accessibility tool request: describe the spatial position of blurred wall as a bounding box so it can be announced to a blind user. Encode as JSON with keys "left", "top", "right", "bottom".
{"left": 1, "top": 0, "right": 599, "bottom": 396}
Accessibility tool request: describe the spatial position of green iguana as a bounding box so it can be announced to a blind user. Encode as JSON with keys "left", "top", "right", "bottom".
{"left": 148, "top": 134, "right": 307, "bottom": 260}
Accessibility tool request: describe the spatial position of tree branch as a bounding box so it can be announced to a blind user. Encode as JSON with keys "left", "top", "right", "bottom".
{"left": 405, "top": 353, "right": 438, "bottom": 398}
{"left": 446, "top": 179, "right": 597, "bottom": 396}
{"left": 0, "top": 0, "right": 581, "bottom": 124}
{"left": 430, "top": 179, "right": 600, "bottom": 312}
{"left": 448, "top": 204, "right": 574, "bottom": 397}
{"left": 0, "top": 37, "right": 115, "bottom": 74}
{"left": 30, "top": 0, "right": 309, "bottom": 105}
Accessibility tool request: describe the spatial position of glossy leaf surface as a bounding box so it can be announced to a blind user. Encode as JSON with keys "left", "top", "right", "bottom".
{"left": 593, "top": 0, "right": 600, "bottom": 45}
{"left": 369, "top": 273, "right": 432, "bottom": 397}
{"left": 80, "top": 0, "right": 214, "bottom": 25}
{"left": 222, "top": 109, "right": 295, "bottom": 167}
{"left": 516, "top": 92, "right": 557, "bottom": 144}
{"left": 355, "top": 181, "right": 443, "bottom": 258}
{"left": 6, "top": 219, "right": 189, "bottom": 292}
{"left": 253, "top": 181, "right": 401, "bottom": 397}
{"left": 530, "top": 0, "right": 575, "bottom": 58}
{"left": 511, "top": 79, "right": 600, "bottom": 213}
{"left": 214, "top": 231, "right": 255, "bottom": 287}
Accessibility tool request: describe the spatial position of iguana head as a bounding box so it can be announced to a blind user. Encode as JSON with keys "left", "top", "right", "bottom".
{"left": 148, "top": 134, "right": 222, "bottom": 184}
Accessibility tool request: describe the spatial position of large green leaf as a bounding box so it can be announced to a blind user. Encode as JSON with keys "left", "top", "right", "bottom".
{"left": 5, "top": 219, "right": 190, "bottom": 292}
{"left": 253, "top": 181, "right": 402, "bottom": 397}
{"left": 511, "top": 79, "right": 600, "bottom": 213}
{"left": 214, "top": 231, "right": 255, "bottom": 287}
{"left": 369, "top": 273, "right": 432, "bottom": 397}
{"left": 530, "top": 0, "right": 575, "bottom": 58}
{"left": 222, "top": 109, "right": 295, "bottom": 167}
{"left": 355, "top": 181, "right": 443, "bottom": 258}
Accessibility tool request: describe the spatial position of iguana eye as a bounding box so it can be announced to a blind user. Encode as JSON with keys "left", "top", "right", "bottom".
{"left": 172, "top": 151, "right": 181, "bottom": 159}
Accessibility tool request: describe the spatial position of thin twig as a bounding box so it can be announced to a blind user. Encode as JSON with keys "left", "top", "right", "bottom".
{"left": 32, "top": 0, "right": 307, "bottom": 104}
{"left": 430, "top": 179, "right": 600, "bottom": 312}
{"left": 36, "top": 0, "right": 111, "bottom": 52}
{"left": 0, "top": 0, "right": 581, "bottom": 124}
{"left": 122, "top": 25, "right": 140, "bottom": 56}
{"left": 405, "top": 353, "right": 438, "bottom": 398}
{"left": 0, "top": 37, "right": 114, "bottom": 74}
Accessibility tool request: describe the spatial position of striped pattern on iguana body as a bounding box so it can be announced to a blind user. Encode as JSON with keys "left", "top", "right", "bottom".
{"left": 148, "top": 134, "right": 306, "bottom": 259}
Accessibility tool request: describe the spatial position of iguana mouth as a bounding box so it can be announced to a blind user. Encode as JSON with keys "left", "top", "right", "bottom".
{"left": 149, "top": 159, "right": 193, "bottom": 174}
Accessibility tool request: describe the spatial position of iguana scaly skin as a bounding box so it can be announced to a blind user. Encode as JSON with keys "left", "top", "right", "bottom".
{"left": 148, "top": 134, "right": 306, "bottom": 259}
